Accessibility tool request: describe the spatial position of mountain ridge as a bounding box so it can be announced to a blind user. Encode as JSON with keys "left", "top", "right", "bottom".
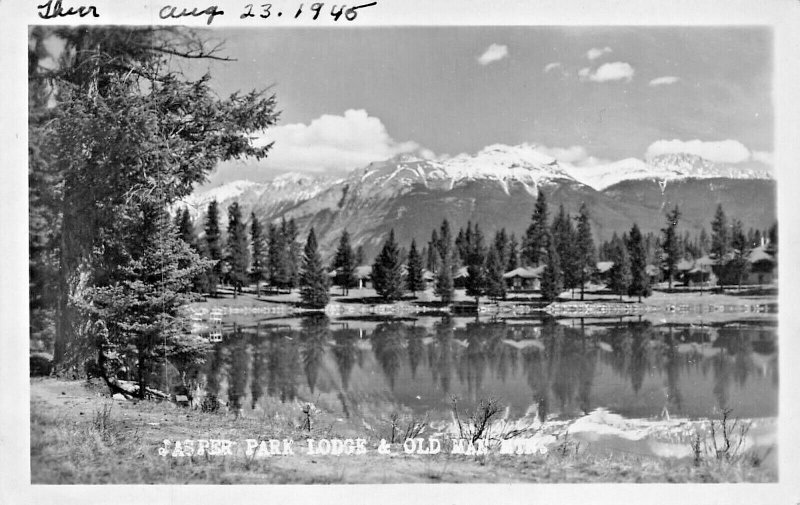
{"left": 182, "top": 144, "right": 775, "bottom": 259}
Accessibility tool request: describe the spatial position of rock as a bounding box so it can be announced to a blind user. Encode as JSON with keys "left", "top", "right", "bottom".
{"left": 112, "top": 393, "right": 127, "bottom": 401}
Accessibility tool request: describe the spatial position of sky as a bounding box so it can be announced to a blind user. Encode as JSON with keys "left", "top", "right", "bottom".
{"left": 183, "top": 26, "right": 773, "bottom": 187}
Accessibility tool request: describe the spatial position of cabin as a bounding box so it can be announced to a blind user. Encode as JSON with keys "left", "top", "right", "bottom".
{"left": 675, "top": 258, "right": 712, "bottom": 286}
{"left": 503, "top": 266, "right": 544, "bottom": 292}
{"left": 745, "top": 246, "right": 777, "bottom": 285}
{"left": 595, "top": 261, "right": 614, "bottom": 284}
{"left": 453, "top": 266, "right": 470, "bottom": 289}
{"left": 421, "top": 269, "right": 435, "bottom": 287}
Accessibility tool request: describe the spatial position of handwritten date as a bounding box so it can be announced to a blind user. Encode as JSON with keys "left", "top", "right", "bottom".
{"left": 240, "top": 2, "right": 377, "bottom": 21}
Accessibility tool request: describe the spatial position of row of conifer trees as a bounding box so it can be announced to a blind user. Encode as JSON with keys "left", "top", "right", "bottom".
{"left": 177, "top": 195, "right": 776, "bottom": 309}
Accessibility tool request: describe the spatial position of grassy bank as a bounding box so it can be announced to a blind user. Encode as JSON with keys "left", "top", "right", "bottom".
{"left": 30, "top": 378, "right": 775, "bottom": 484}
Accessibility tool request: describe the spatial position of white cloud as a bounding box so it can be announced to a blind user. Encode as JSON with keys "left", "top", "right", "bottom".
{"left": 543, "top": 62, "right": 562, "bottom": 73}
{"left": 649, "top": 76, "right": 680, "bottom": 86}
{"left": 534, "top": 144, "right": 611, "bottom": 167}
{"left": 586, "top": 46, "right": 612, "bottom": 60}
{"left": 645, "top": 139, "right": 753, "bottom": 164}
{"left": 579, "top": 62, "right": 635, "bottom": 83}
{"left": 536, "top": 145, "right": 589, "bottom": 164}
{"left": 751, "top": 150, "right": 773, "bottom": 165}
{"left": 477, "top": 44, "right": 509, "bottom": 65}
{"left": 243, "top": 109, "right": 421, "bottom": 174}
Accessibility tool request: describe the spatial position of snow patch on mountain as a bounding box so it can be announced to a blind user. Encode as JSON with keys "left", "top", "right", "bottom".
{"left": 182, "top": 180, "right": 266, "bottom": 211}
{"left": 347, "top": 144, "right": 577, "bottom": 197}
{"left": 564, "top": 153, "right": 772, "bottom": 191}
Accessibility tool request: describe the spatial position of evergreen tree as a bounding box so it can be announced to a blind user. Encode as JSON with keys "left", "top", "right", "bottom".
{"left": 175, "top": 208, "right": 195, "bottom": 247}
{"left": 332, "top": 230, "right": 357, "bottom": 295}
{"left": 464, "top": 223, "right": 486, "bottom": 304}
{"left": 540, "top": 234, "right": 562, "bottom": 302}
{"left": 266, "top": 222, "right": 284, "bottom": 291}
{"left": 371, "top": 229, "right": 405, "bottom": 301}
{"left": 507, "top": 233, "right": 520, "bottom": 271}
{"left": 427, "top": 229, "right": 441, "bottom": 272}
{"left": 174, "top": 207, "right": 205, "bottom": 293}
{"left": 493, "top": 228, "right": 509, "bottom": 268}
{"left": 285, "top": 218, "right": 302, "bottom": 288}
{"left": 608, "top": 240, "right": 632, "bottom": 300}
{"left": 455, "top": 226, "right": 469, "bottom": 267}
{"left": 204, "top": 200, "right": 223, "bottom": 297}
{"left": 299, "top": 228, "right": 330, "bottom": 308}
{"left": 551, "top": 204, "right": 578, "bottom": 297}
{"left": 661, "top": 205, "right": 681, "bottom": 290}
{"left": 710, "top": 204, "right": 730, "bottom": 290}
{"left": 727, "top": 219, "right": 750, "bottom": 290}
{"left": 77, "top": 205, "right": 211, "bottom": 398}
{"left": 29, "top": 27, "right": 278, "bottom": 370}
{"left": 575, "top": 203, "right": 596, "bottom": 300}
{"left": 250, "top": 212, "right": 267, "bottom": 297}
{"left": 523, "top": 190, "right": 550, "bottom": 266}
{"left": 484, "top": 247, "right": 507, "bottom": 301}
{"left": 767, "top": 222, "right": 778, "bottom": 251}
{"left": 226, "top": 201, "right": 250, "bottom": 298}
{"left": 698, "top": 227, "right": 710, "bottom": 256}
{"left": 434, "top": 220, "right": 455, "bottom": 303}
{"left": 627, "top": 223, "right": 652, "bottom": 302}
{"left": 711, "top": 204, "right": 730, "bottom": 259}
{"left": 355, "top": 245, "right": 366, "bottom": 266}
{"left": 406, "top": 239, "right": 425, "bottom": 295}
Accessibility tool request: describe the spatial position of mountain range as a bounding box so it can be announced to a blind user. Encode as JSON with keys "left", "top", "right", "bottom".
{"left": 182, "top": 144, "right": 775, "bottom": 260}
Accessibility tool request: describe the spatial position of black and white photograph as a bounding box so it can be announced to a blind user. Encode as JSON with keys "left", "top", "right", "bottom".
{"left": 4, "top": 0, "right": 800, "bottom": 503}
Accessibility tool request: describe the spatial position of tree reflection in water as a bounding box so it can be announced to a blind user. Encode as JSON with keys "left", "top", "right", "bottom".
{"left": 190, "top": 316, "right": 776, "bottom": 421}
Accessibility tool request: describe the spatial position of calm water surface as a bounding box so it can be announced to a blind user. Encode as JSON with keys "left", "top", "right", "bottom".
{"left": 179, "top": 316, "right": 777, "bottom": 423}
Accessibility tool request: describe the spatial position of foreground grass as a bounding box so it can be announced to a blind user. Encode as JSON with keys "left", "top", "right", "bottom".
{"left": 30, "top": 379, "right": 776, "bottom": 484}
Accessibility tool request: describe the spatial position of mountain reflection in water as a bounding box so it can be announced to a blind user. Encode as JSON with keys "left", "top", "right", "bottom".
{"left": 171, "top": 316, "right": 777, "bottom": 423}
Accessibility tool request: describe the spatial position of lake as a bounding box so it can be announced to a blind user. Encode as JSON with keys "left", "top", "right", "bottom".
{"left": 177, "top": 315, "right": 778, "bottom": 425}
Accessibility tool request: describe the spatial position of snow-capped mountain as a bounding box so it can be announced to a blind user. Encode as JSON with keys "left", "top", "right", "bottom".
{"left": 564, "top": 153, "right": 772, "bottom": 191}
{"left": 347, "top": 143, "right": 577, "bottom": 197}
{"left": 180, "top": 172, "right": 336, "bottom": 222}
{"left": 184, "top": 144, "right": 775, "bottom": 259}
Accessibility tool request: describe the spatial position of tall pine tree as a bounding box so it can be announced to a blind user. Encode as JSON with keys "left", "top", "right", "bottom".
{"left": 484, "top": 247, "right": 507, "bottom": 302}
{"left": 507, "top": 233, "right": 520, "bottom": 271}
{"left": 575, "top": 203, "right": 596, "bottom": 300}
{"left": 551, "top": 204, "right": 578, "bottom": 297}
{"left": 204, "top": 200, "right": 222, "bottom": 298}
{"left": 464, "top": 223, "right": 487, "bottom": 304}
{"left": 406, "top": 239, "right": 425, "bottom": 295}
{"left": 299, "top": 228, "right": 330, "bottom": 308}
{"left": 434, "top": 220, "right": 455, "bottom": 303}
{"left": 29, "top": 27, "right": 278, "bottom": 370}
{"left": 540, "top": 234, "right": 562, "bottom": 302}
{"left": 710, "top": 204, "right": 730, "bottom": 291}
{"left": 332, "top": 230, "right": 357, "bottom": 295}
{"left": 250, "top": 212, "right": 267, "bottom": 297}
{"left": 226, "top": 201, "right": 250, "bottom": 298}
{"left": 372, "top": 229, "right": 405, "bottom": 301}
{"left": 661, "top": 204, "right": 681, "bottom": 290}
{"left": 608, "top": 240, "right": 632, "bottom": 301}
{"left": 627, "top": 223, "right": 652, "bottom": 302}
{"left": 523, "top": 190, "right": 550, "bottom": 266}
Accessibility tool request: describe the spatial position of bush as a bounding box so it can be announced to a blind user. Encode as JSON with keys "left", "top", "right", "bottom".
{"left": 30, "top": 353, "right": 53, "bottom": 376}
